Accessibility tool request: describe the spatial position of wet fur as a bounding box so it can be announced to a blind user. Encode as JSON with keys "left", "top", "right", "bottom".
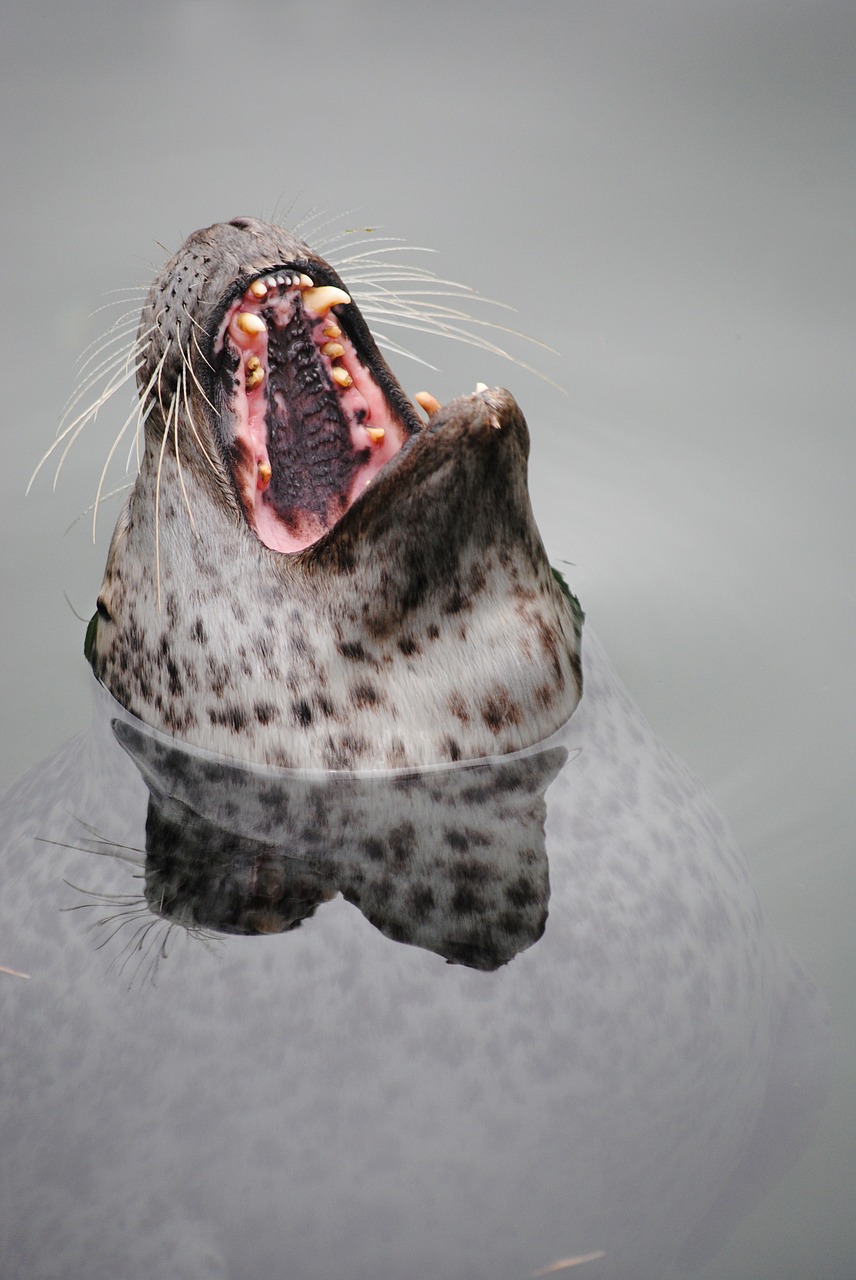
{"left": 86, "top": 219, "right": 582, "bottom": 768}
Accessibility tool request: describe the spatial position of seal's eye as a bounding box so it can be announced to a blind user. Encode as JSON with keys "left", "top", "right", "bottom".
{"left": 214, "top": 271, "right": 409, "bottom": 554}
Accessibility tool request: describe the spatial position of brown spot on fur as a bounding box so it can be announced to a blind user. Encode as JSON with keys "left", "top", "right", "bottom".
{"left": 537, "top": 616, "right": 565, "bottom": 685}
{"left": 534, "top": 683, "right": 555, "bottom": 710}
{"left": 448, "top": 693, "right": 470, "bottom": 725}
{"left": 293, "top": 699, "right": 313, "bottom": 726}
{"left": 338, "top": 639, "right": 376, "bottom": 665}
{"left": 468, "top": 561, "right": 487, "bottom": 595}
{"left": 481, "top": 687, "right": 522, "bottom": 734}
{"left": 208, "top": 704, "right": 248, "bottom": 732}
{"left": 352, "top": 682, "right": 382, "bottom": 709}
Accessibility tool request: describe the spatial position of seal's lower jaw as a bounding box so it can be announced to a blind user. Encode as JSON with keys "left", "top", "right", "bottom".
{"left": 216, "top": 270, "right": 413, "bottom": 554}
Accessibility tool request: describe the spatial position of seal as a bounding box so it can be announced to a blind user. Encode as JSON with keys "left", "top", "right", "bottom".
{"left": 84, "top": 217, "right": 584, "bottom": 769}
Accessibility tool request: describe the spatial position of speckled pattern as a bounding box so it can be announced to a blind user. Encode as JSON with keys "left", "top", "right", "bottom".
{"left": 0, "top": 633, "right": 829, "bottom": 1280}
{"left": 89, "top": 219, "right": 583, "bottom": 769}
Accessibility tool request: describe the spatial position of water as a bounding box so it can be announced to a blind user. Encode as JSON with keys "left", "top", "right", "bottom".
{"left": 2, "top": 2, "right": 854, "bottom": 1276}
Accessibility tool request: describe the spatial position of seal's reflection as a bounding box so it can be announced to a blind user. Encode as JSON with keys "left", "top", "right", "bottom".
{"left": 114, "top": 717, "right": 565, "bottom": 969}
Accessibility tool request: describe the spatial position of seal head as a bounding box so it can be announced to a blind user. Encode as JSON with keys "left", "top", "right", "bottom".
{"left": 87, "top": 217, "right": 583, "bottom": 769}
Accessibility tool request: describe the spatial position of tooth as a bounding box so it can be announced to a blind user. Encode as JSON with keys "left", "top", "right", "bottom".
{"left": 298, "top": 273, "right": 315, "bottom": 289}
{"left": 257, "top": 461, "right": 272, "bottom": 490}
{"left": 321, "top": 341, "right": 345, "bottom": 359}
{"left": 366, "top": 427, "right": 385, "bottom": 444}
{"left": 475, "top": 382, "right": 488, "bottom": 393}
{"left": 331, "top": 367, "right": 353, "bottom": 389}
{"left": 323, "top": 322, "right": 342, "bottom": 339}
{"left": 245, "top": 357, "right": 265, "bottom": 390}
{"left": 236, "top": 311, "right": 266, "bottom": 336}
{"left": 302, "top": 285, "right": 351, "bottom": 315}
{"left": 248, "top": 279, "right": 268, "bottom": 300}
{"left": 415, "top": 391, "right": 442, "bottom": 417}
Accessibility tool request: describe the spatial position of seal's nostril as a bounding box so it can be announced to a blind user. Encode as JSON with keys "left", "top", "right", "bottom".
{"left": 229, "top": 217, "right": 254, "bottom": 230}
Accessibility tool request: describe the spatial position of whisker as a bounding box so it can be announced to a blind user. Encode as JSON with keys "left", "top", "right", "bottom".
{"left": 370, "top": 331, "right": 439, "bottom": 371}
{"left": 357, "top": 310, "right": 566, "bottom": 393}
{"left": 72, "top": 317, "right": 141, "bottom": 373}
{"left": 58, "top": 335, "right": 143, "bottom": 430}
{"left": 64, "top": 483, "right": 133, "bottom": 534}
{"left": 90, "top": 359, "right": 161, "bottom": 539}
{"left": 27, "top": 358, "right": 143, "bottom": 495}
{"left": 173, "top": 367, "right": 198, "bottom": 536}
{"left": 298, "top": 206, "right": 361, "bottom": 245}
{"left": 131, "top": 397, "right": 152, "bottom": 472}
{"left": 154, "top": 393, "right": 173, "bottom": 611}
{"left": 183, "top": 307, "right": 214, "bottom": 350}
{"left": 188, "top": 330, "right": 217, "bottom": 394}
{"left": 362, "top": 297, "right": 559, "bottom": 355}
{"left": 331, "top": 244, "right": 437, "bottom": 267}
{"left": 320, "top": 233, "right": 407, "bottom": 257}
{"left": 180, "top": 340, "right": 220, "bottom": 473}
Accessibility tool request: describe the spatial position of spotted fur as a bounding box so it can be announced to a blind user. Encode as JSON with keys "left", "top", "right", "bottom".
{"left": 86, "top": 219, "right": 583, "bottom": 769}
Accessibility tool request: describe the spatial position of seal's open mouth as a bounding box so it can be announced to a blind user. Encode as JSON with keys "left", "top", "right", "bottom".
{"left": 215, "top": 267, "right": 417, "bottom": 553}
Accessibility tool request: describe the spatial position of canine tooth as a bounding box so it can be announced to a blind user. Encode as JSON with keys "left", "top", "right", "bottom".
{"left": 236, "top": 311, "right": 266, "bottom": 336}
{"left": 257, "top": 461, "right": 272, "bottom": 489}
{"left": 415, "top": 391, "right": 442, "bottom": 417}
{"left": 248, "top": 279, "right": 268, "bottom": 300}
{"left": 331, "top": 367, "right": 353, "bottom": 389}
{"left": 302, "top": 285, "right": 351, "bottom": 315}
{"left": 298, "top": 273, "right": 314, "bottom": 289}
{"left": 366, "top": 426, "right": 385, "bottom": 444}
{"left": 475, "top": 382, "right": 488, "bottom": 393}
{"left": 321, "top": 341, "right": 345, "bottom": 359}
{"left": 323, "top": 322, "right": 341, "bottom": 339}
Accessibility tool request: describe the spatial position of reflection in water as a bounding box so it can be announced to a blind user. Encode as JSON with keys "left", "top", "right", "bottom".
{"left": 0, "top": 634, "right": 830, "bottom": 1280}
{"left": 112, "top": 716, "right": 564, "bottom": 969}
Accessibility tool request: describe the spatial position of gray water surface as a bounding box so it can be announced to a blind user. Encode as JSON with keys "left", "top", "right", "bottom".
{"left": 2, "top": 3, "right": 854, "bottom": 1277}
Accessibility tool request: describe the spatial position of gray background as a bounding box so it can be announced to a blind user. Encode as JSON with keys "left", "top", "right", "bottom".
{"left": 1, "top": 1, "right": 853, "bottom": 1275}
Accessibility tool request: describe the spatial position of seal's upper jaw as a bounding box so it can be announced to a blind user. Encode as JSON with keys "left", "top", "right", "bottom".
{"left": 136, "top": 217, "right": 422, "bottom": 557}
{"left": 212, "top": 263, "right": 419, "bottom": 553}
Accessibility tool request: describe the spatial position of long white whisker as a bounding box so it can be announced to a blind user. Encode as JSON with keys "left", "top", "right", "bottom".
{"left": 65, "top": 483, "right": 133, "bottom": 534}
{"left": 180, "top": 342, "right": 220, "bottom": 474}
{"left": 173, "top": 367, "right": 198, "bottom": 536}
{"left": 320, "top": 234, "right": 407, "bottom": 257}
{"left": 360, "top": 297, "right": 559, "bottom": 355}
{"left": 357, "top": 311, "right": 566, "bottom": 393}
{"left": 154, "top": 389, "right": 172, "bottom": 610}
{"left": 370, "top": 332, "right": 439, "bottom": 371}
{"left": 353, "top": 284, "right": 517, "bottom": 314}
{"left": 331, "top": 244, "right": 437, "bottom": 267}
{"left": 188, "top": 331, "right": 218, "bottom": 403}
{"left": 72, "top": 320, "right": 145, "bottom": 380}
{"left": 91, "top": 359, "right": 161, "bottom": 539}
{"left": 183, "top": 308, "right": 213, "bottom": 347}
{"left": 90, "top": 412, "right": 135, "bottom": 542}
{"left": 27, "top": 358, "right": 143, "bottom": 495}
{"left": 58, "top": 335, "right": 145, "bottom": 429}
{"left": 298, "top": 206, "right": 361, "bottom": 244}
